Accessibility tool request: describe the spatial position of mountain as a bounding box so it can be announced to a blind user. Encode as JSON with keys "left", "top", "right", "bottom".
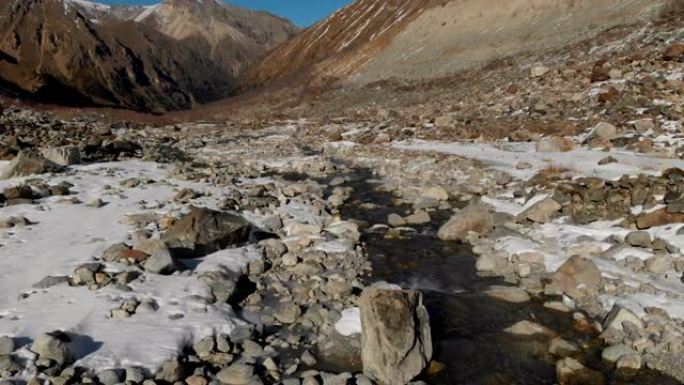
{"left": 0, "top": 0, "right": 297, "bottom": 111}
{"left": 246, "top": 0, "right": 670, "bottom": 88}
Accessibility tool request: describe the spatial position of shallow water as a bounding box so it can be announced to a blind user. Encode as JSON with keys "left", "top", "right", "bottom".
{"left": 335, "top": 169, "right": 679, "bottom": 385}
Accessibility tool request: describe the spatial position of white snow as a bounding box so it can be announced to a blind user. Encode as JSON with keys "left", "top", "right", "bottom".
{"left": 0, "top": 161, "right": 258, "bottom": 372}
{"left": 334, "top": 307, "right": 361, "bottom": 336}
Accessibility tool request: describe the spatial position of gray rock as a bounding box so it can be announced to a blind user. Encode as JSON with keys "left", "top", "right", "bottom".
{"left": 601, "top": 344, "right": 633, "bottom": 364}
{"left": 360, "top": 288, "right": 432, "bottom": 385}
{"left": 551, "top": 256, "right": 601, "bottom": 300}
{"left": 0, "top": 150, "right": 62, "bottom": 180}
{"left": 217, "top": 363, "right": 254, "bottom": 385}
{"left": 155, "top": 357, "right": 185, "bottom": 383}
{"left": 0, "top": 336, "right": 14, "bottom": 355}
{"left": 126, "top": 367, "right": 146, "bottom": 383}
{"left": 162, "top": 207, "right": 250, "bottom": 256}
{"left": 437, "top": 205, "right": 493, "bottom": 242}
{"left": 625, "top": 231, "right": 652, "bottom": 248}
{"left": 0, "top": 354, "right": 19, "bottom": 372}
{"left": 193, "top": 336, "right": 215, "bottom": 356}
{"left": 520, "top": 197, "right": 561, "bottom": 223}
{"left": 587, "top": 122, "right": 618, "bottom": 141}
{"left": 143, "top": 248, "right": 178, "bottom": 275}
{"left": 31, "top": 333, "right": 71, "bottom": 366}
{"left": 32, "top": 276, "right": 70, "bottom": 289}
{"left": 387, "top": 213, "right": 406, "bottom": 227}
{"left": 98, "top": 369, "right": 123, "bottom": 385}
{"left": 485, "top": 286, "right": 530, "bottom": 303}
{"left": 603, "top": 306, "right": 643, "bottom": 332}
{"left": 41, "top": 146, "right": 81, "bottom": 166}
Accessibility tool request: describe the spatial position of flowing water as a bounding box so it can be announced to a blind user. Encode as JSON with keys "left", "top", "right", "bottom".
{"left": 333, "top": 169, "right": 679, "bottom": 385}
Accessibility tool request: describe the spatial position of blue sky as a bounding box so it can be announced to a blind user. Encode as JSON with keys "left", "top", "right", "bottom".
{"left": 98, "top": 0, "right": 351, "bottom": 27}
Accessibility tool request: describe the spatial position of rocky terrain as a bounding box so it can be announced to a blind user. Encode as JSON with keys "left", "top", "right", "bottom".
{"left": 0, "top": 0, "right": 683, "bottom": 385}
{"left": 0, "top": 0, "right": 296, "bottom": 111}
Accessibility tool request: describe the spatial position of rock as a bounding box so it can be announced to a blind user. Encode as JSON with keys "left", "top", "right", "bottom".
{"left": 162, "top": 207, "right": 250, "bottom": 256}
{"left": 549, "top": 337, "right": 580, "bottom": 356}
{"left": 536, "top": 137, "right": 575, "bottom": 153}
{"left": 186, "top": 375, "right": 208, "bottom": 385}
{"left": 485, "top": 285, "right": 530, "bottom": 303}
{"left": 625, "top": 231, "right": 651, "bottom": 248}
{"left": 41, "top": 146, "right": 81, "bottom": 166}
{"left": 421, "top": 187, "right": 449, "bottom": 201}
{"left": 636, "top": 208, "right": 684, "bottom": 229}
{"left": 3, "top": 185, "right": 33, "bottom": 200}
{"left": 97, "top": 369, "right": 123, "bottom": 385}
{"left": 274, "top": 304, "right": 301, "bottom": 324}
{"left": 404, "top": 211, "right": 431, "bottom": 225}
{"left": 0, "top": 336, "right": 14, "bottom": 355}
{"left": 598, "top": 156, "right": 618, "bottom": 165}
{"left": 387, "top": 213, "right": 406, "bottom": 227}
{"left": 0, "top": 150, "right": 62, "bottom": 179}
{"left": 516, "top": 161, "right": 532, "bottom": 169}
{"left": 603, "top": 306, "right": 643, "bottom": 332}
{"left": 663, "top": 44, "right": 684, "bottom": 61}
{"left": 586, "top": 122, "right": 618, "bottom": 141}
{"left": 155, "top": 357, "right": 185, "bottom": 383}
{"left": 360, "top": 288, "right": 432, "bottom": 385}
{"left": 556, "top": 357, "right": 605, "bottom": 385}
{"left": 509, "top": 128, "right": 533, "bottom": 142}
{"left": 520, "top": 197, "right": 561, "bottom": 223}
{"left": 634, "top": 119, "right": 655, "bottom": 133}
{"left": 551, "top": 256, "right": 601, "bottom": 300}
{"left": 33, "top": 275, "right": 70, "bottom": 289}
{"left": 504, "top": 320, "right": 555, "bottom": 337}
{"left": 31, "top": 333, "right": 71, "bottom": 366}
{"left": 126, "top": 367, "right": 146, "bottom": 383}
{"left": 601, "top": 344, "right": 633, "bottom": 365}
{"left": 143, "top": 249, "right": 178, "bottom": 275}
{"left": 437, "top": 205, "right": 493, "bottom": 242}
{"left": 643, "top": 352, "right": 684, "bottom": 382}
{"left": 530, "top": 65, "right": 550, "bottom": 78}
{"left": 102, "top": 243, "right": 130, "bottom": 262}
{"left": 217, "top": 363, "right": 254, "bottom": 385}
{"left": 616, "top": 354, "right": 641, "bottom": 370}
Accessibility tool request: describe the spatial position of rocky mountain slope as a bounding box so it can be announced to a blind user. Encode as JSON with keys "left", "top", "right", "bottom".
{"left": 0, "top": 0, "right": 297, "bottom": 111}
{"left": 246, "top": 0, "right": 672, "bottom": 88}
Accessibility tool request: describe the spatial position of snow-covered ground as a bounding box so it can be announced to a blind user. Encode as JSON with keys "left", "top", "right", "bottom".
{"left": 0, "top": 161, "right": 260, "bottom": 371}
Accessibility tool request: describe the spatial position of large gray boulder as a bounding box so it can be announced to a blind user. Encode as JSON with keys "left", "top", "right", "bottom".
{"left": 360, "top": 288, "right": 432, "bottom": 385}
{"left": 31, "top": 333, "right": 71, "bottom": 366}
{"left": 0, "top": 150, "right": 62, "bottom": 180}
{"left": 162, "top": 207, "right": 250, "bottom": 257}
{"left": 437, "top": 204, "right": 493, "bottom": 242}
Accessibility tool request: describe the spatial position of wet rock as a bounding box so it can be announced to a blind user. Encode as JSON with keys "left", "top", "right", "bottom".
{"left": 520, "top": 197, "right": 561, "bottom": 223}
{"left": 437, "top": 205, "right": 493, "bottom": 242}
{"left": 551, "top": 256, "right": 601, "bottom": 300}
{"left": 42, "top": 146, "right": 81, "bottom": 166}
{"left": 485, "top": 285, "right": 530, "bottom": 303}
{"left": 0, "top": 150, "right": 62, "bottom": 179}
{"left": 603, "top": 306, "right": 643, "bottom": 331}
{"left": 162, "top": 207, "right": 250, "bottom": 256}
{"left": 360, "top": 288, "right": 432, "bottom": 385}
{"left": 556, "top": 357, "right": 605, "bottom": 385}
{"left": 31, "top": 333, "right": 71, "bottom": 366}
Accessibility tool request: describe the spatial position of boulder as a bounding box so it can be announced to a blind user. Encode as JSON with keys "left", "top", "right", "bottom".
{"left": 556, "top": 357, "right": 605, "bottom": 385}
{"left": 31, "top": 333, "right": 71, "bottom": 366}
{"left": 520, "top": 197, "right": 561, "bottom": 223}
{"left": 360, "top": 288, "right": 432, "bottom": 385}
{"left": 162, "top": 207, "right": 250, "bottom": 256}
{"left": 0, "top": 150, "right": 62, "bottom": 180}
{"left": 603, "top": 306, "right": 643, "bottom": 332}
{"left": 143, "top": 248, "right": 178, "bottom": 275}
{"left": 41, "top": 146, "right": 81, "bottom": 166}
{"left": 585, "top": 122, "right": 618, "bottom": 142}
{"left": 437, "top": 205, "right": 493, "bottom": 242}
{"left": 551, "top": 256, "right": 601, "bottom": 300}
{"left": 636, "top": 208, "right": 684, "bottom": 229}
{"left": 536, "top": 137, "right": 575, "bottom": 153}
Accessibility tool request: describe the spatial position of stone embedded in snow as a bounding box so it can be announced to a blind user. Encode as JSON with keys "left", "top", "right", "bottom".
{"left": 143, "top": 248, "right": 178, "bottom": 275}
{"left": 636, "top": 208, "right": 684, "bottom": 229}
{"left": 155, "top": 357, "right": 186, "bottom": 383}
{"left": 598, "top": 156, "right": 618, "bottom": 165}
{"left": 586, "top": 122, "right": 618, "bottom": 142}
{"left": 162, "top": 207, "right": 250, "bottom": 257}
{"left": 41, "top": 146, "right": 81, "bottom": 166}
{"left": 603, "top": 306, "right": 643, "bottom": 332}
{"left": 551, "top": 256, "right": 601, "bottom": 300}
{"left": 624, "top": 231, "right": 652, "bottom": 248}
{"left": 0, "top": 336, "right": 14, "bottom": 355}
{"left": 485, "top": 285, "right": 530, "bottom": 303}
{"left": 536, "top": 136, "right": 575, "bottom": 153}
{"left": 520, "top": 197, "right": 561, "bottom": 223}
{"left": 31, "top": 332, "right": 71, "bottom": 366}
{"left": 360, "top": 288, "right": 432, "bottom": 385}
{"left": 101, "top": 243, "right": 130, "bottom": 262}
{"left": 0, "top": 150, "right": 62, "bottom": 180}
{"left": 556, "top": 357, "right": 605, "bottom": 385}
{"left": 437, "top": 205, "right": 493, "bottom": 242}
